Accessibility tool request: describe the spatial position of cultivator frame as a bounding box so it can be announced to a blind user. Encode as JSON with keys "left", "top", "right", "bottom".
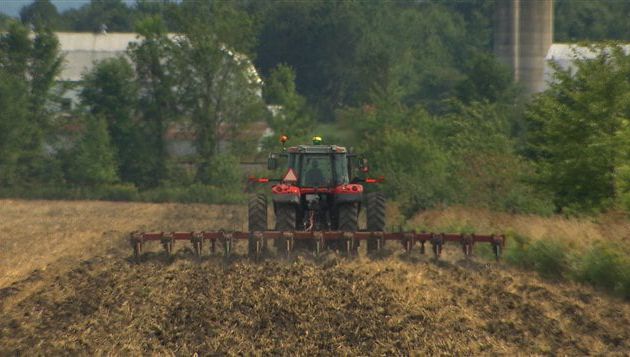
{"left": 129, "top": 230, "right": 506, "bottom": 260}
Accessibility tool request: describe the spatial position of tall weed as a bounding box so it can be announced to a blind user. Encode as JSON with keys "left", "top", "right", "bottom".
{"left": 504, "top": 233, "right": 568, "bottom": 278}
{"left": 575, "top": 244, "right": 630, "bottom": 299}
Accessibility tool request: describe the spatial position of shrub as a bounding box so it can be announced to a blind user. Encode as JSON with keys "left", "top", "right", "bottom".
{"left": 66, "top": 116, "right": 119, "bottom": 186}
{"left": 618, "top": 164, "right": 630, "bottom": 211}
{"left": 504, "top": 233, "right": 569, "bottom": 278}
{"left": 526, "top": 239, "right": 569, "bottom": 278}
{"left": 139, "top": 184, "right": 246, "bottom": 205}
{"left": 198, "top": 154, "right": 243, "bottom": 190}
{"left": 98, "top": 184, "right": 140, "bottom": 201}
{"left": 576, "top": 244, "right": 630, "bottom": 298}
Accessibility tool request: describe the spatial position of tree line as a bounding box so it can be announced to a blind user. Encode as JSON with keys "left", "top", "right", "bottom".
{"left": 0, "top": 0, "right": 628, "bottom": 215}
{"left": 0, "top": 1, "right": 310, "bottom": 203}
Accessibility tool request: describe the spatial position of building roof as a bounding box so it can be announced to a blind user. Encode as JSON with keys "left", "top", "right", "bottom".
{"left": 56, "top": 32, "right": 139, "bottom": 81}
{"left": 55, "top": 32, "right": 261, "bottom": 85}
{"left": 543, "top": 43, "right": 630, "bottom": 89}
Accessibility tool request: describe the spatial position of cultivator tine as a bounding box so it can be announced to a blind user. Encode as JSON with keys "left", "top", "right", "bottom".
{"left": 431, "top": 233, "right": 444, "bottom": 258}
{"left": 343, "top": 232, "right": 356, "bottom": 256}
{"left": 161, "top": 232, "right": 174, "bottom": 255}
{"left": 492, "top": 234, "right": 504, "bottom": 261}
{"left": 130, "top": 231, "right": 143, "bottom": 260}
{"left": 314, "top": 231, "right": 324, "bottom": 256}
{"left": 192, "top": 232, "right": 203, "bottom": 257}
{"left": 374, "top": 231, "right": 384, "bottom": 252}
{"left": 420, "top": 240, "right": 426, "bottom": 255}
{"left": 461, "top": 233, "right": 474, "bottom": 259}
{"left": 221, "top": 231, "right": 233, "bottom": 257}
{"left": 210, "top": 238, "right": 216, "bottom": 254}
{"left": 403, "top": 232, "right": 415, "bottom": 254}
{"left": 282, "top": 232, "right": 294, "bottom": 258}
{"left": 252, "top": 231, "right": 264, "bottom": 260}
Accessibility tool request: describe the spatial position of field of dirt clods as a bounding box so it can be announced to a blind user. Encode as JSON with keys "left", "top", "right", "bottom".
{"left": 1, "top": 200, "right": 629, "bottom": 355}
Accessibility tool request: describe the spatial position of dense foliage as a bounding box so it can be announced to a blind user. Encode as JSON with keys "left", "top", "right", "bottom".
{"left": 525, "top": 45, "right": 630, "bottom": 213}
{"left": 0, "top": 0, "right": 628, "bottom": 214}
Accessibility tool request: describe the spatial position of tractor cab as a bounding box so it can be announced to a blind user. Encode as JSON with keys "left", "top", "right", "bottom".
{"left": 262, "top": 137, "right": 369, "bottom": 233}
{"left": 130, "top": 134, "right": 505, "bottom": 261}
{"left": 283, "top": 145, "right": 350, "bottom": 188}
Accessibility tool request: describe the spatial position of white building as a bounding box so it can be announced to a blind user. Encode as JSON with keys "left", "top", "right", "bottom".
{"left": 543, "top": 44, "right": 630, "bottom": 91}
{"left": 54, "top": 32, "right": 272, "bottom": 157}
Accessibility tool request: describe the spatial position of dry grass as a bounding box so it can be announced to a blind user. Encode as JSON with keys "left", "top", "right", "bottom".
{"left": 1, "top": 199, "right": 630, "bottom": 355}
{"left": 0, "top": 199, "right": 244, "bottom": 289}
{"left": 408, "top": 205, "right": 630, "bottom": 250}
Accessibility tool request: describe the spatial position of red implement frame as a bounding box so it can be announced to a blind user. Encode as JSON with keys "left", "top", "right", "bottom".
{"left": 130, "top": 231, "right": 506, "bottom": 261}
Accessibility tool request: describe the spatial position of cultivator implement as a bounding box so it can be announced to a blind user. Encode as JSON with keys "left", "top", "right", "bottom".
{"left": 129, "top": 230, "right": 506, "bottom": 260}
{"left": 130, "top": 137, "right": 507, "bottom": 262}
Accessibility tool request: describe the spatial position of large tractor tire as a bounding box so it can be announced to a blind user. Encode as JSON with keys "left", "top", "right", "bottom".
{"left": 248, "top": 194, "right": 268, "bottom": 256}
{"left": 337, "top": 203, "right": 359, "bottom": 254}
{"left": 337, "top": 203, "right": 359, "bottom": 231}
{"left": 275, "top": 203, "right": 297, "bottom": 231}
{"left": 274, "top": 203, "right": 298, "bottom": 251}
{"left": 366, "top": 192, "right": 386, "bottom": 253}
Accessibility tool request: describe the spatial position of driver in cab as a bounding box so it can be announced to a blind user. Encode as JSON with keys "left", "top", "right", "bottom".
{"left": 305, "top": 160, "right": 325, "bottom": 187}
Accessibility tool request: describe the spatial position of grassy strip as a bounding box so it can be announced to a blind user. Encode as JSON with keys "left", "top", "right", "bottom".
{"left": 505, "top": 233, "right": 630, "bottom": 299}
{"left": 0, "top": 184, "right": 246, "bottom": 205}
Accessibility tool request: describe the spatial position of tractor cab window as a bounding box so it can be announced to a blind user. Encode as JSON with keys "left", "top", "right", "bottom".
{"left": 302, "top": 156, "right": 331, "bottom": 187}
{"left": 294, "top": 154, "right": 349, "bottom": 187}
{"left": 334, "top": 154, "right": 349, "bottom": 184}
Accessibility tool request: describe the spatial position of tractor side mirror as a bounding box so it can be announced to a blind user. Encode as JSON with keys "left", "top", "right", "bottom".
{"left": 267, "top": 155, "right": 278, "bottom": 170}
{"left": 359, "top": 158, "right": 369, "bottom": 173}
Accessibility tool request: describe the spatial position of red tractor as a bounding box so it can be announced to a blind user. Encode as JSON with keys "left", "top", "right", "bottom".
{"left": 129, "top": 136, "right": 505, "bottom": 260}
{"left": 248, "top": 136, "right": 385, "bottom": 254}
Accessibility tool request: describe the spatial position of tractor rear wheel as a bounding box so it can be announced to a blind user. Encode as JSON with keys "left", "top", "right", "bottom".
{"left": 366, "top": 192, "right": 386, "bottom": 253}
{"left": 337, "top": 203, "right": 359, "bottom": 253}
{"left": 337, "top": 203, "right": 359, "bottom": 231}
{"left": 275, "top": 203, "right": 297, "bottom": 231}
{"left": 275, "top": 203, "right": 298, "bottom": 251}
{"left": 248, "top": 194, "right": 268, "bottom": 256}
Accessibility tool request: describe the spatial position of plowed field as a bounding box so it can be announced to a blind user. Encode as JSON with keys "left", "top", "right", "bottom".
{"left": 1, "top": 200, "right": 629, "bottom": 355}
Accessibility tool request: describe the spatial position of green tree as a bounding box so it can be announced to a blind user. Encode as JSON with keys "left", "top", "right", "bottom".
{"left": 20, "top": 0, "right": 61, "bottom": 29}
{"left": 201, "top": 153, "right": 242, "bottom": 191}
{"left": 0, "top": 69, "right": 30, "bottom": 186}
{"left": 0, "top": 22, "right": 32, "bottom": 77}
{"left": 80, "top": 57, "right": 141, "bottom": 185}
{"left": 66, "top": 117, "right": 119, "bottom": 186}
{"left": 455, "top": 52, "right": 517, "bottom": 104}
{"left": 440, "top": 101, "right": 549, "bottom": 213}
{"left": 127, "top": 16, "right": 176, "bottom": 187}
{"left": 263, "top": 64, "right": 314, "bottom": 145}
{"left": 341, "top": 92, "right": 548, "bottom": 216}
{"left": 525, "top": 44, "right": 630, "bottom": 212}
{"left": 554, "top": 0, "right": 630, "bottom": 42}
{"left": 29, "top": 27, "right": 63, "bottom": 126}
{"left": 340, "top": 101, "right": 455, "bottom": 216}
{"left": 133, "top": 0, "right": 181, "bottom": 32}
{"left": 0, "top": 13, "right": 12, "bottom": 31}
{"left": 177, "top": 0, "right": 258, "bottom": 56}
{"left": 171, "top": 1, "right": 264, "bottom": 182}
{"left": 255, "top": 1, "right": 471, "bottom": 118}
{"left": 0, "top": 23, "right": 63, "bottom": 185}
{"left": 61, "top": 0, "right": 133, "bottom": 32}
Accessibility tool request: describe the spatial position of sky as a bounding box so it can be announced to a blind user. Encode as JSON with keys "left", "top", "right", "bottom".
{"left": 0, "top": 0, "right": 135, "bottom": 17}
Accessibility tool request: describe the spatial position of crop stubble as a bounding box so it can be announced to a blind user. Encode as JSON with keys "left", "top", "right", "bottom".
{"left": 0, "top": 199, "right": 629, "bottom": 355}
